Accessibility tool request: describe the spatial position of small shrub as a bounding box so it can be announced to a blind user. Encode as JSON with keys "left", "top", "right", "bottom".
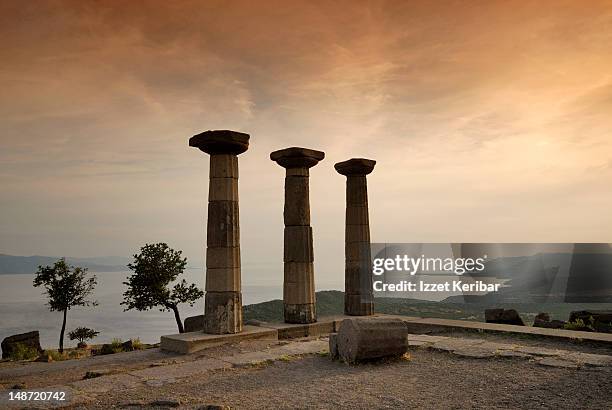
{"left": 564, "top": 318, "right": 595, "bottom": 331}
{"left": 110, "top": 338, "right": 124, "bottom": 353}
{"left": 131, "top": 338, "right": 144, "bottom": 350}
{"left": 68, "top": 327, "right": 99, "bottom": 347}
{"left": 7, "top": 343, "right": 39, "bottom": 361}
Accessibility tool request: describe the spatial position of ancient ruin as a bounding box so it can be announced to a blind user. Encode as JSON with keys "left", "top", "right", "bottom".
{"left": 334, "top": 318, "right": 409, "bottom": 364}
{"left": 335, "top": 158, "right": 376, "bottom": 316}
{"left": 189, "top": 130, "right": 249, "bottom": 334}
{"left": 270, "top": 147, "right": 325, "bottom": 324}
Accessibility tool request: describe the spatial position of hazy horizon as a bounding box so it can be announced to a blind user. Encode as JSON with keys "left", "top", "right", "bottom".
{"left": 1, "top": 1, "right": 612, "bottom": 285}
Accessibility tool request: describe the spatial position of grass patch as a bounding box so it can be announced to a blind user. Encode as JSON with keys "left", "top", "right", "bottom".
{"left": 46, "top": 350, "right": 68, "bottom": 361}
{"left": 131, "top": 338, "right": 144, "bottom": 350}
{"left": 249, "top": 359, "right": 274, "bottom": 368}
{"left": 7, "top": 343, "right": 39, "bottom": 361}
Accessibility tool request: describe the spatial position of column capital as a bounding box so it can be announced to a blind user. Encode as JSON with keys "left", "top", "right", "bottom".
{"left": 270, "top": 147, "right": 325, "bottom": 169}
{"left": 189, "top": 130, "right": 250, "bottom": 155}
{"left": 334, "top": 158, "right": 376, "bottom": 176}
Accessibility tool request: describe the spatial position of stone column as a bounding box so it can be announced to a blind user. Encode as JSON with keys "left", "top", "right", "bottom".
{"left": 189, "top": 130, "right": 249, "bottom": 334}
{"left": 270, "top": 147, "right": 325, "bottom": 324}
{"left": 335, "top": 158, "right": 376, "bottom": 316}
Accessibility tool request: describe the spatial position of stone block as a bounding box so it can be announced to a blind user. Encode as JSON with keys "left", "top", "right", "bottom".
{"left": 286, "top": 168, "right": 309, "bottom": 177}
{"left": 184, "top": 315, "right": 205, "bottom": 332}
{"left": 345, "top": 224, "right": 370, "bottom": 243}
{"left": 206, "top": 267, "right": 241, "bottom": 292}
{"left": 1, "top": 331, "right": 43, "bottom": 359}
{"left": 207, "top": 201, "right": 240, "bottom": 248}
{"left": 345, "top": 241, "right": 370, "bottom": 262}
{"left": 346, "top": 176, "right": 368, "bottom": 206}
{"left": 485, "top": 309, "right": 525, "bottom": 326}
{"left": 284, "top": 302, "right": 316, "bottom": 324}
{"left": 334, "top": 158, "right": 376, "bottom": 176}
{"left": 284, "top": 226, "right": 314, "bottom": 262}
{"left": 209, "top": 154, "right": 239, "bottom": 178}
{"left": 206, "top": 247, "right": 240, "bottom": 269}
{"left": 270, "top": 147, "right": 325, "bottom": 169}
{"left": 161, "top": 326, "right": 277, "bottom": 354}
{"left": 344, "top": 293, "right": 374, "bottom": 316}
{"left": 208, "top": 177, "right": 238, "bottom": 202}
{"left": 569, "top": 310, "right": 612, "bottom": 333}
{"left": 283, "top": 176, "right": 310, "bottom": 226}
{"left": 205, "top": 291, "right": 243, "bottom": 334}
{"left": 189, "top": 130, "right": 249, "bottom": 156}
{"left": 344, "top": 260, "right": 372, "bottom": 292}
{"left": 346, "top": 205, "right": 369, "bottom": 226}
{"left": 337, "top": 318, "right": 408, "bottom": 364}
{"left": 284, "top": 263, "right": 315, "bottom": 304}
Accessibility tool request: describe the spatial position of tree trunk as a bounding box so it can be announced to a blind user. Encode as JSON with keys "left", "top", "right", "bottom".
{"left": 171, "top": 305, "right": 184, "bottom": 333}
{"left": 59, "top": 309, "right": 67, "bottom": 353}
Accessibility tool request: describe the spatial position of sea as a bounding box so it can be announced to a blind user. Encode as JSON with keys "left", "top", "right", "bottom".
{"left": 0, "top": 269, "right": 342, "bottom": 349}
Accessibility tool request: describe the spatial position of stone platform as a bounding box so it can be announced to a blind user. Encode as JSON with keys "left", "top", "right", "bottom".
{"left": 160, "top": 325, "right": 277, "bottom": 354}
{"left": 161, "top": 314, "right": 612, "bottom": 354}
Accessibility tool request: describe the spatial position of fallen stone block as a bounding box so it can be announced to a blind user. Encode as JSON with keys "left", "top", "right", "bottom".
{"left": 184, "top": 314, "right": 205, "bottom": 332}
{"left": 568, "top": 310, "right": 612, "bottom": 333}
{"left": 485, "top": 309, "right": 525, "bottom": 326}
{"left": 1, "top": 331, "right": 43, "bottom": 359}
{"left": 336, "top": 318, "right": 408, "bottom": 364}
{"left": 533, "top": 312, "right": 566, "bottom": 329}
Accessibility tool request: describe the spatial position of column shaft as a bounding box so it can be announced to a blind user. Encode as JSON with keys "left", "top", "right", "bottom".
{"left": 335, "top": 158, "right": 376, "bottom": 316}
{"left": 270, "top": 147, "right": 325, "bottom": 324}
{"left": 189, "top": 129, "right": 249, "bottom": 335}
{"left": 345, "top": 176, "right": 374, "bottom": 315}
{"left": 205, "top": 154, "right": 242, "bottom": 333}
{"left": 284, "top": 168, "right": 316, "bottom": 323}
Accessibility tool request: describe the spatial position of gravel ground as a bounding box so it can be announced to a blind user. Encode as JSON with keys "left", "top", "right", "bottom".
{"left": 2, "top": 333, "right": 611, "bottom": 410}
{"left": 74, "top": 349, "right": 611, "bottom": 410}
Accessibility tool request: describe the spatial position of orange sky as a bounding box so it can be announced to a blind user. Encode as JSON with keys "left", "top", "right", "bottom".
{"left": 1, "top": 0, "right": 611, "bottom": 283}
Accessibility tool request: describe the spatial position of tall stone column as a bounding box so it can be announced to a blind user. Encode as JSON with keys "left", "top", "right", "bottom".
{"left": 335, "top": 158, "right": 376, "bottom": 316}
{"left": 270, "top": 147, "right": 325, "bottom": 324}
{"left": 189, "top": 130, "right": 249, "bottom": 334}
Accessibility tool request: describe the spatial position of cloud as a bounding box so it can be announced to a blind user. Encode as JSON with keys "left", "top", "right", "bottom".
{"left": 0, "top": 0, "right": 611, "bottom": 270}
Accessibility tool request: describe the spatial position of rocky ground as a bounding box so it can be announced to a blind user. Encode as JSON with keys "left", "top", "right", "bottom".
{"left": 0, "top": 332, "right": 611, "bottom": 409}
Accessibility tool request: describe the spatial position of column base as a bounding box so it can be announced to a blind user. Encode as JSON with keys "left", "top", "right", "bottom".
{"left": 204, "top": 291, "right": 243, "bottom": 334}
{"left": 284, "top": 303, "right": 316, "bottom": 324}
{"left": 344, "top": 293, "right": 374, "bottom": 316}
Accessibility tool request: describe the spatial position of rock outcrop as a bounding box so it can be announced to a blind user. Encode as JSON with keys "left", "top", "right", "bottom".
{"left": 1, "top": 331, "right": 43, "bottom": 359}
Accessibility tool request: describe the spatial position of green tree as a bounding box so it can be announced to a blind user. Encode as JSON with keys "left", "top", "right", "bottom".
{"left": 122, "top": 243, "right": 204, "bottom": 333}
{"left": 33, "top": 259, "right": 98, "bottom": 353}
{"left": 68, "top": 327, "right": 100, "bottom": 347}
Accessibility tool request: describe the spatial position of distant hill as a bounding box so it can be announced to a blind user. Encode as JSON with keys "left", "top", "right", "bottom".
{"left": 0, "top": 254, "right": 129, "bottom": 274}
{"left": 243, "top": 290, "right": 612, "bottom": 325}
{"left": 445, "top": 253, "right": 612, "bottom": 303}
